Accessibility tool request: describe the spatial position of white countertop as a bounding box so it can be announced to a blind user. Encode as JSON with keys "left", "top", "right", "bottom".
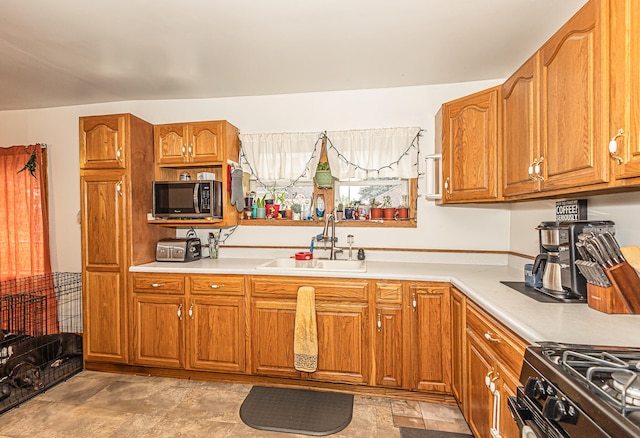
{"left": 131, "top": 258, "right": 640, "bottom": 348}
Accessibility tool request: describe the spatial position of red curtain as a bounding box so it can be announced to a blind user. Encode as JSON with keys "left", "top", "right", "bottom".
{"left": 0, "top": 144, "right": 58, "bottom": 334}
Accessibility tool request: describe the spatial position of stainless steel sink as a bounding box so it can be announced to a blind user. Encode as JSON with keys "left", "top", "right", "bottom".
{"left": 256, "top": 258, "right": 367, "bottom": 272}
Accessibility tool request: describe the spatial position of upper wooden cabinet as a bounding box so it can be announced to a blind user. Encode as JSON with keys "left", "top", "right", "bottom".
{"left": 502, "top": 54, "right": 540, "bottom": 197}
{"left": 439, "top": 86, "right": 501, "bottom": 203}
{"left": 609, "top": 0, "right": 640, "bottom": 182}
{"left": 154, "top": 121, "right": 225, "bottom": 166}
{"left": 538, "top": 0, "right": 608, "bottom": 192}
{"left": 80, "top": 114, "right": 128, "bottom": 169}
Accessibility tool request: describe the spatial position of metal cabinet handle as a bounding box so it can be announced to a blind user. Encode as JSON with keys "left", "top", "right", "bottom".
{"left": 377, "top": 313, "right": 382, "bottom": 332}
{"left": 189, "top": 303, "right": 194, "bottom": 319}
{"left": 609, "top": 129, "right": 624, "bottom": 165}
{"left": 188, "top": 144, "right": 193, "bottom": 157}
{"left": 412, "top": 292, "right": 417, "bottom": 311}
{"left": 489, "top": 375, "right": 500, "bottom": 394}
{"left": 116, "top": 148, "right": 123, "bottom": 162}
{"left": 535, "top": 157, "right": 545, "bottom": 182}
{"left": 528, "top": 160, "right": 537, "bottom": 181}
{"left": 150, "top": 283, "right": 165, "bottom": 288}
{"left": 484, "top": 332, "right": 501, "bottom": 343}
{"left": 177, "top": 304, "right": 183, "bottom": 320}
{"left": 181, "top": 145, "right": 187, "bottom": 158}
{"left": 485, "top": 369, "right": 494, "bottom": 388}
{"left": 115, "top": 180, "right": 123, "bottom": 196}
{"left": 208, "top": 284, "right": 224, "bottom": 289}
{"left": 444, "top": 177, "right": 451, "bottom": 195}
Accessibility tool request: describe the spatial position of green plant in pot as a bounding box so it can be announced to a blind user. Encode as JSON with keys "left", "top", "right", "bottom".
{"left": 336, "top": 200, "right": 344, "bottom": 221}
{"left": 397, "top": 194, "right": 409, "bottom": 220}
{"left": 255, "top": 195, "right": 267, "bottom": 219}
{"left": 291, "top": 202, "right": 302, "bottom": 220}
{"left": 315, "top": 161, "right": 334, "bottom": 189}
{"left": 381, "top": 195, "right": 395, "bottom": 220}
{"left": 369, "top": 197, "right": 382, "bottom": 220}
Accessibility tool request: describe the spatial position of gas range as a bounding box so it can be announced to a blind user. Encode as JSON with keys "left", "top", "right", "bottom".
{"left": 509, "top": 342, "right": 640, "bottom": 437}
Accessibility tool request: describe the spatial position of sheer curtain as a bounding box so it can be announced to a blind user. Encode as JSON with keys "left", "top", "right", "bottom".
{"left": 239, "top": 132, "right": 321, "bottom": 182}
{"left": 325, "top": 127, "right": 421, "bottom": 180}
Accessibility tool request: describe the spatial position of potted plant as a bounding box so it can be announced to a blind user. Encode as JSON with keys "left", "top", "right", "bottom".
{"left": 315, "top": 161, "right": 334, "bottom": 189}
{"left": 336, "top": 200, "right": 344, "bottom": 221}
{"left": 381, "top": 195, "right": 395, "bottom": 220}
{"left": 397, "top": 195, "right": 409, "bottom": 220}
{"left": 291, "top": 202, "right": 302, "bottom": 220}
{"left": 255, "top": 195, "right": 267, "bottom": 219}
{"left": 369, "top": 197, "right": 382, "bottom": 220}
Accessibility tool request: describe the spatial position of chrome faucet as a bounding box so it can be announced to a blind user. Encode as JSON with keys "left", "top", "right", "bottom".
{"left": 318, "top": 212, "right": 342, "bottom": 260}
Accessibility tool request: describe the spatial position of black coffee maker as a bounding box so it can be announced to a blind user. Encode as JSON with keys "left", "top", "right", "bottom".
{"left": 533, "top": 220, "right": 615, "bottom": 301}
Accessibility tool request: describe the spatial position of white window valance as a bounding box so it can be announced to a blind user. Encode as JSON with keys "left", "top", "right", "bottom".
{"left": 325, "top": 127, "right": 422, "bottom": 180}
{"left": 239, "top": 132, "right": 321, "bottom": 183}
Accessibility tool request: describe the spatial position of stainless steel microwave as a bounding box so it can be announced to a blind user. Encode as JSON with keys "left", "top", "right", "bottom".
{"left": 152, "top": 180, "right": 222, "bottom": 219}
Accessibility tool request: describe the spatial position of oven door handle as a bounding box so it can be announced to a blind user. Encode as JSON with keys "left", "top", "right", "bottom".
{"left": 508, "top": 396, "right": 545, "bottom": 438}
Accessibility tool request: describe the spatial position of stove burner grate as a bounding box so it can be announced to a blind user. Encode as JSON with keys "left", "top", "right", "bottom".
{"left": 559, "top": 349, "right": 640, "bottom": 416}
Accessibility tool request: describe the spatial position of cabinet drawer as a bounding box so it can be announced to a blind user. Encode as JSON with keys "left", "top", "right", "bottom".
{"left": 132, "top": 274, "right": 185, "bottom": 294}
{"left": 375, "top": 281, "right": 403, "bottom": 304}
{"left": 466, "top": 302, "right": 525, "bottom": 375}
{"left": 250, "top": 276, "right": 368, "bottom": 301}
{"left": 190, "top": 275, "right": 244, "bottom": 295}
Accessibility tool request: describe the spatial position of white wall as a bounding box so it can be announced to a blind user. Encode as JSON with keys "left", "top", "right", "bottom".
{"left": 0, "top": 80, "right": 513, "bottom": 272}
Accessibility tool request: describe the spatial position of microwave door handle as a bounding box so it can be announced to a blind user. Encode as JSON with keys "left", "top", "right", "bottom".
{"left": 193, "top": 183, "right": 201, "bottom": 214}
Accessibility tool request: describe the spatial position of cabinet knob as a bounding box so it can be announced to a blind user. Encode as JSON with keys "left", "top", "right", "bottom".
{"left": 150, "top": 283, "right": 165, "bottom": 288}
{"left": 208, "top": 284, "right": 224, "bottom": 289}
{"left": 609, "top": 128, "right": 624, "bottom": 165}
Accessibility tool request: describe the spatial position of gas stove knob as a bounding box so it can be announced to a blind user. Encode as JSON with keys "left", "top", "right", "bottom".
{"left": 542, "top": 397, "right": 578, "bottom": 423}
{"left": 524, "top": 377, "right": 553, "bottom": 401}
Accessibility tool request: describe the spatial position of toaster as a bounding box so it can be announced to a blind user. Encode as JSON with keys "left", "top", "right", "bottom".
{"left": 156, "top": 238, "right": 201, "bottom": 262}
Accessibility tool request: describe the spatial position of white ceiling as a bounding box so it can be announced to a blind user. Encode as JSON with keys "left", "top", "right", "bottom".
{"left": 0, "top": 0, "right": 588, "bottom": 111}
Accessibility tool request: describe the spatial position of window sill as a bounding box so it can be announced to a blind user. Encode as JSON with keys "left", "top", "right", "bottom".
{"left": 239, "top": 218, "right": 417, "bottom": 228}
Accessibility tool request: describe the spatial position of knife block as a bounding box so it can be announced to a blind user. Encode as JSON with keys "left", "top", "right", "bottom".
{"left": 587, "top": 283, "right": 632, "bottom": 314}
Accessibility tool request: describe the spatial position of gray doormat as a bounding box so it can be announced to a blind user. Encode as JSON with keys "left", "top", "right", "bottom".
{"left": 400, "top": 427, "right": 473, "bottom": 438}
{"left": 239, "top": 386, "right": 353, "bottom": 436}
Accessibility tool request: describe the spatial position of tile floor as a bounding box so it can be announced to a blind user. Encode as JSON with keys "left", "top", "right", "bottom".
{"left": 0, "top": 371, "right": 472, "bottom": 437}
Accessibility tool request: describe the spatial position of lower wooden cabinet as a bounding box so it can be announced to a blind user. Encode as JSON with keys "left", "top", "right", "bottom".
{"left": 465, "top": 302, "right": 525, "bottom": 438}
{"left": 409, "top": 283, "right": 451, "bottom": 393}
{"left": 249, "top": 276, "right": 370, "bottom": 385}
{"left": 450, "top": 287, "right": 467, "bottom": 411}
{"left": 130, "top": 273, "right": 246, "bottom": 373}
{"left": 373, "top": 281, "right": 407, "bottom": 388}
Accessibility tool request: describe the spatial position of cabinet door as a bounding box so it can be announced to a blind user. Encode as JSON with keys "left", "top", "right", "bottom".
{"left": 80, "top": 114, "right": 126, "bottom": 169}
{"left": 154, "top": 123, "right": 189, "bottom": 164}
{"left": 610, "top": 0, "right": 640, "bottom": 181}
{"left": 450, "top": 288, "right": 466, "bottom": 408}
{"left": 132, "top": 293, "right": 185, "bottom": 368}
{"left": 187, "top": 295, "right": 246, "bottom": 373}
{"left": 409, "top": 284, "right": 451, "bottom": 392}
{"left": 502, "top": 55, "right": 541, "bottom": 197}
{"left": 311, "top": 302, "right": 369, "bottom": 385}
{"left": 81, "top": 172, "right": 127, "bottom": 363}
{"left": 498, "top": 366, "right": 521, "bottom": 438}
{"left": 466, "top": 330, "right": 493, "bottom": 438}
{"left": 539, "top": 0, "right": 608, "bottom": 191}
{"left": 188, "top": 121, "right": 223, "bottom": 163}
{"left": 250, "top": 299, "right": 301, "bottom": 378}
{"left": 441, "top": 86, "right": 500, "bottom": 202}
{"left": 83, "top": 271, "right": 126, "bottom": 362}
{"left": 374, "top": 305, "right": 404, "bottom": 388}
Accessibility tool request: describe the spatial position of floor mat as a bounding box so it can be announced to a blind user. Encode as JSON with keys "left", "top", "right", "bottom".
{"left": 239, "top": 386, "right": 353, "bottom": 436}
{"left": 399, "top": 428, "right": 473, "bottom": 438}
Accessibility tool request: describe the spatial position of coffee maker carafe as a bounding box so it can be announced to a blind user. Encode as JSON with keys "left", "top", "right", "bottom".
{"left": 532, "top": 220, "right": 616, "bottom": 301}
{"left": 533, "top": 222, "right": 565, "bottom": 295}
